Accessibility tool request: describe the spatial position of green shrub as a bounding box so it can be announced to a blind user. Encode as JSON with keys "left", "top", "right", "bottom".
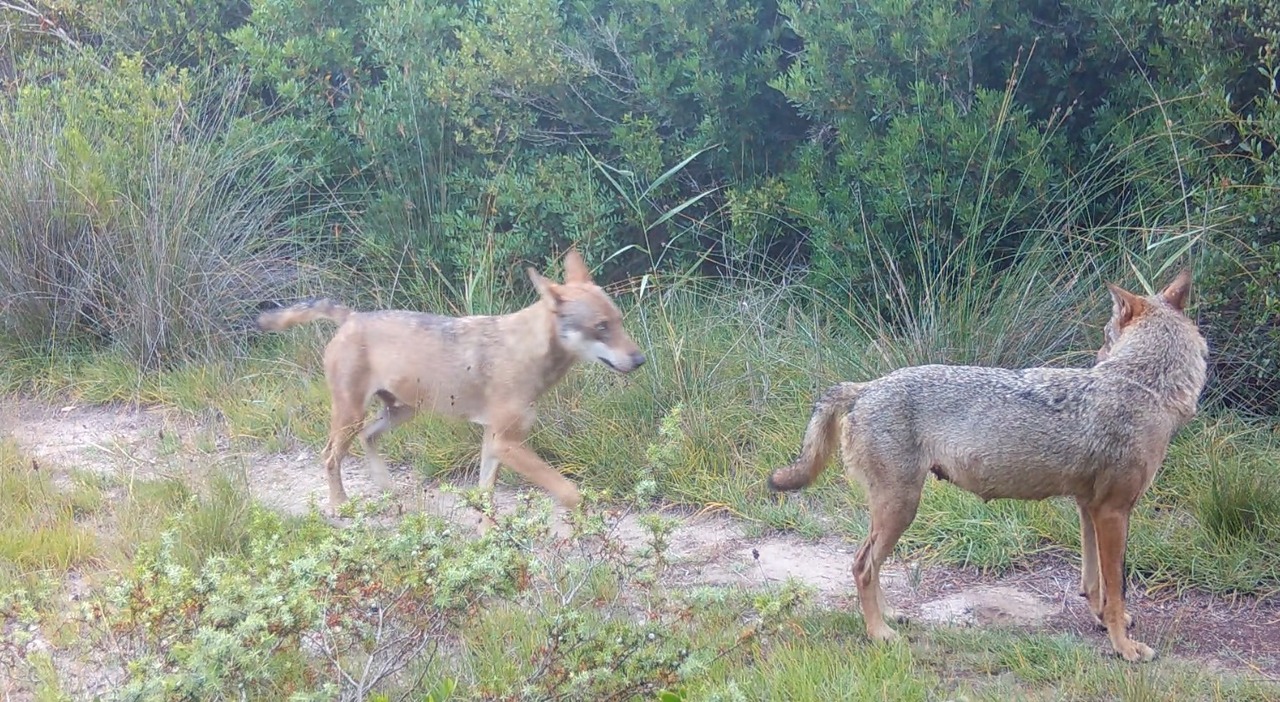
{"left": 72, "top": 1, "right": 251, "bottom": 66}
{"left": 226, "top": 0, "right": 795, "bottom": 288}
{"left": 80, "top": 492, "right": 810, "bottom": 700}
{"left": 1197, "top": 237, "right": 1280, "bottom": 415}
{"left": 5, "top": 0, "right": 1280, "bottom": 414}
{"left": 0, "top": 58, "right": 313, "bottom": 366}
{"left": 101, "top": 503, "right": 535, "bottom": 700}
{"left": 228, "top": 0, "right": 372, "bottom": 189}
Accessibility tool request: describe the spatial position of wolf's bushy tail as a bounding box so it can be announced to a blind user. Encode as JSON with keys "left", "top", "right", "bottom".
{"left": 256, "top": 298, "right": 353, "bottom": 331}
{"left": 767, "top": 382, "right": 863, "bottom": 492}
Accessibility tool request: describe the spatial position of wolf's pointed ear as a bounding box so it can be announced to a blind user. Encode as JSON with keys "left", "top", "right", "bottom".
{"left": 1158, "top": 268, "right": 1193, "bottom": 312}
{"left": 562, "top": 248, "right": 592, "bottom": 285}
{"left": 1106, "top": 282, "right": 1146, "bottom": 329}
{"left": 528, "top": 267, "right": 564, "bottom": 306}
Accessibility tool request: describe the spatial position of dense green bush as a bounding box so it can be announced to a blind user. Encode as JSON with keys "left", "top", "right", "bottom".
{"left": 1198, "top": 235, "right": 1280, "bottom": 414}
{"left": 225, "top": 0, "right": 795, "bottom": 286}
{"left": 72, "top": 495, "right": 806, "bottom": 700}
{"left": 1154, "top": 0, "right": 1280, "bottom": 414}
{"left": 1, "top": 0, "right": 1277, "bottom": 410}
{"left": 0, "top": 57, "right": 312, "bottom": 366}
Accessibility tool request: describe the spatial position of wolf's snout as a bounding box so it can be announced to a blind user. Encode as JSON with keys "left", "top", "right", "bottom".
{"left": 601, "top": 349, "right": 646, "bottom": 373}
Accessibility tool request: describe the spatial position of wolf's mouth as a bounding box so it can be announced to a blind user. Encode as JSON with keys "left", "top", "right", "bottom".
{"left": 598, "top": 357, "right": 620, "bottom": 372}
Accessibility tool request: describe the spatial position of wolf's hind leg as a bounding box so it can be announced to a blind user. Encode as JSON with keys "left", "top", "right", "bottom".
{"left": 853, "top": 474, "right": 921, "bottom": 643}
{"left": 471, "top": 429, "right": 501, "bottom": 533}
{"left": 1077, "top": 498, "right": 1103, "bottom": 622}
{"left": 323, "top": 399, "right": 363, "bottom": 512}
{"left": 1077, "top": 498, "right": 1134, "bottom": 630}
{"left": 359, "top": 391, "right": 415, "bottom": 493}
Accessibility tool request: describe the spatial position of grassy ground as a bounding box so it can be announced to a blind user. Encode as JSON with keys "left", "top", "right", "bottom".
{"left": 3, "top": 273, "right": 1280, "bottom": 699}
{"left": 5, "top": 278, "right": 1278, "bottom": 597}
{"left": 1, "top": 433, "right": 1276, "bottom": 701}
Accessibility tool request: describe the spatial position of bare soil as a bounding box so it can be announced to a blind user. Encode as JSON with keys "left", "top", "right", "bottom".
{"left": 3, "top": 398, "right": 1278, "bottom": 686}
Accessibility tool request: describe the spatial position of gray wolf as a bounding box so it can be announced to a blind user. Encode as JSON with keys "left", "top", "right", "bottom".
{"left": 258, "top": 250, "right": 646, "bottom": 523}
{"left": 768, "top": 270, "right": 1206, "bottom": 662}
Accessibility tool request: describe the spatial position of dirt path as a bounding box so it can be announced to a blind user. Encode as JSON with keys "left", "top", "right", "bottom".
{"left": 3, "top": 399, "right": 1279, "bottom": 681}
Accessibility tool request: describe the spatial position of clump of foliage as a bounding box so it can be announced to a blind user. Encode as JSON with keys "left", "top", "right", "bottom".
{"left": 1, "top": 0, "right": 1278, "bottom": 401}
{"left": 0, "top": 57, "right": 312, "bottom": 367}
{"left": 47, "top": 493, "right": 807, "bottom": 700}
{"left": 99, "top": 505, "right": 524, "bottom": 700}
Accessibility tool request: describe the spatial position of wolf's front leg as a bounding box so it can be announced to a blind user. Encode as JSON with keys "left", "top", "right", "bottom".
{"left": 1091, "top": 505, "right": 1155, "bottom": 662}
{"left": 473, "top": 432, "right": 502, "bottom": 535}
{"left": 487, "top": 412, "right": 583, "bottom": 511}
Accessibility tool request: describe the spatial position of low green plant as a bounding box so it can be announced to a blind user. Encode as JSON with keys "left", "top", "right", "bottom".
{"left": 45, "top": 484, "right": 814, "bottom": 701}
{"left": 0, "top": 60, "right": 315, "bottom": 368}
{"left": 636, "top": 403, "right": 687, "bottom": 505}
{"left": 94, "top": 500, "right": 539, "bottom": 701}
{"left": 0, "top": 440, "right": 100, "bottom": 573}
{"left": 163, "top": 470, "right": 257, "bottom": 569}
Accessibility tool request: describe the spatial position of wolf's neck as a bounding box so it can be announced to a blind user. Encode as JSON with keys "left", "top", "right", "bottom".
{"left": 1104, "top": 334, "right": 1206, "bottom": 423}
{"left": 513, "top": 300, "right": 577, "bottom": 390}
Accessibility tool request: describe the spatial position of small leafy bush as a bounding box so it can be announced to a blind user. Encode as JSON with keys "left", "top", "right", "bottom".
{"left": 0, "top": 58, "right": 312, "bottom": 366}
{"left": 69, "top": 489, "right": 811, "bottom": 701}
{"left": 97, "top": 502, "right": 537, "bottom": 701}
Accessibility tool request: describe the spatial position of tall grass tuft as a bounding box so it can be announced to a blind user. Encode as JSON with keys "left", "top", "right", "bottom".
{"left": 0, "top": 72, "right": 315, "bottom": 368}
{"left": 0, "top": 440, "right": 100, "bottom": 573}
{"left": 1191, "top": 425, "right": 1280, "bottom": 545}
{"left": 0, "top": 114, "right": 98, "bottom": 347}
{"left": 840, "top": 234, "right": 1112, "bottom": 375}
{"left": 1200, "top": 465, "right": 1280, "bottom": 543}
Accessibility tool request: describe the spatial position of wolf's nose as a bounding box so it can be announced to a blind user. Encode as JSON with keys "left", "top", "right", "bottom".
{"left": 632, "top": 352, "right": 647, "bottom": 368}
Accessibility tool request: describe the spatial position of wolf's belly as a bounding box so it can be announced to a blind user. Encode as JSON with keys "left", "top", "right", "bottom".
{"left": 931, "top": 458, "right": 1090, "bottom": 502}
{"left": 381, "top": 375, "right": 486, "bottom": 423}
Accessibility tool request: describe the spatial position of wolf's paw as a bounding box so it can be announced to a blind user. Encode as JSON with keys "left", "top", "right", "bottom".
{"left": 866, "top": 625, "right": 900, "bottom": 644}
{"left": 1095, "top": 611, "right": 1134, "bottom": 630}
{"left": 883, "top": 607, "right": 910, "bottom": 625}
{"left": 370, "top": 474, "right": 394, "bottom": 494}
{"left": 1115, "top": 639, "right": 1156, "bottom": 663}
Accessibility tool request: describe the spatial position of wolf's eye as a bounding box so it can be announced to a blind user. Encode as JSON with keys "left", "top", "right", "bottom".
{"left": 594, "top": 321, "right": 609, "bottom": 336}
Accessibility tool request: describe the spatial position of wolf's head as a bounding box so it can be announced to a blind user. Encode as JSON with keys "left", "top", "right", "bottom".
{"left": 1096, "top": 268, "right": 1206, "bottom": 364}
{"left": 1096, "top": 267, "right": 1209, "bottom": 427}
{"left": 527, "top": 250, "right": 646, "bottom": 373}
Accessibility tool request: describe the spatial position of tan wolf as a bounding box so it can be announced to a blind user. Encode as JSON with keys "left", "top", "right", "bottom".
{"left": 258, "top": 250, "right": 646, "bottom": 523}
{"left": 767, "top": 270, "right": 1207, "bottom": 662}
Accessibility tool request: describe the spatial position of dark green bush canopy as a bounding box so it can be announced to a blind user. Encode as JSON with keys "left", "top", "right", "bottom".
{"left": 1, "top": 0, "right": 1276, "bottom": 412}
